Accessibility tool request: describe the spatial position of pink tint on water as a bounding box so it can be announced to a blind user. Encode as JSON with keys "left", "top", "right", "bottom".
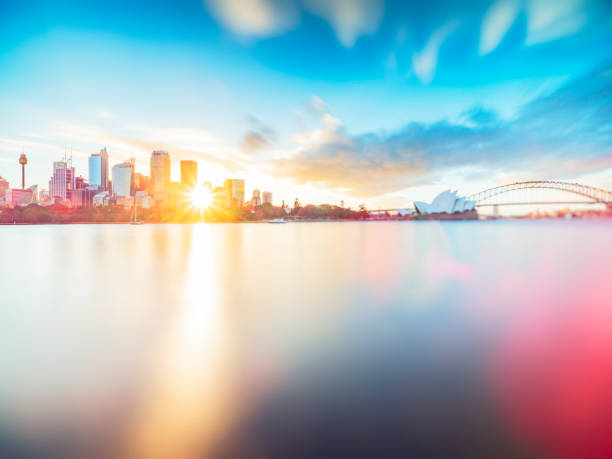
{"left": 490, "top": 262, "right": 612, "bottom": 458}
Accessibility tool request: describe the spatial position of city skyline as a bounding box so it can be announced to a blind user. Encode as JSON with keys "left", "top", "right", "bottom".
{"left": 0, "top": 0, "right": 611, "bottom": 208}
{"left": 1, "top": 3, "right": 611, "bottom": 457}
{"left": 0, "top": 145, "right": 292, "bottom": 215}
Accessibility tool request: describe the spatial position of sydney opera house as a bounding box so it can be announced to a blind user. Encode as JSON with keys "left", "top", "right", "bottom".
{"left": 414, "top": 190, "right": 477, "bottom": 216}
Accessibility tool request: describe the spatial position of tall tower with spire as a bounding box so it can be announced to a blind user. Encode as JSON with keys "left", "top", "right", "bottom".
{"left": 18, "top": 153, "right": 27, "bottom": 190}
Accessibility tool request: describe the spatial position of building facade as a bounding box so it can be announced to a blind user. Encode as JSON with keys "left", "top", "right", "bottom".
{"left": 135, "top": 190, "right": 155, "bottom": 209}
{"left": 0, "top": 176, "right": 9, "bottom": 198}
{"left": 112, "top": 161, "right": 134, "bottom": 198}
{"left": 180, "top": 160, "right": 198, "bottom": 188}
{"left": 71, "top": 188, "right": 96, "bottom": 208}
{"left": 49, "top": 161, "right": 76, "bottom": 202}
{"left": 223, "top": 179, "right": 245, "bottom": 207}
{"left": 68, "top": 177, "right": 92, "bottom": 208}
{"left": 5, "top": 188, "right": 34, "bottom": 207}
{"left": 150, "top": 150, "right": 171, "bottom": 198}
{"left": 88, "top": 148, "right": 109, "bottom": 190}
{"left": 262, "top": 191, "right": 273, "bottom": 205}
{"left": 93, "top": 191, "right": 110, "bottom": 207}
{"left": 251, "top": 189, "right": 261, "bottom": 207}
{"left": 133, "top": 172, "right": 149, "bottom": 192}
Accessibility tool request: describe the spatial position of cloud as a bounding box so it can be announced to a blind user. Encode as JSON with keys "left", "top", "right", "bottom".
{"left": 525, "top": 0, "right": 588, "bottom": 45}
{"left": 241, "top": 132, "right": 272, "bottom": 153}
{"left": 96, "top": 110, "right": 113, "bottom": 119}
{"left": 204, "top": 0, "right": 384, "bottom": 46}
{"left": 477, "top": 0, "right": 588, "bottom": 54}
{"left": 51, "top": 120, "right": 245, "bottom": 173}
{"left": 412, "top": 20, "right": 459, "bottom": 84}
{"left": 204, "top": 0, "right": 297, "bottom": 37}
{"left": 309, "top": 95, "right": 328, "bottom": 115}
{"left": 304, "top": 0, "right": 384, "bottom": 47}
{"left": 460, "top": 105, "right": 501, "bottom": 126}
{"left": 479, "top": 0, "right": 521, "bottom": 55}
{"left": 241, "top": 116, "right": 276, "bottom": 153}
{"left": 276, "top": 119, "right": 428, "bottom": 197}
{"left": 270, "top": 60, "right": 612, "bottom": 197}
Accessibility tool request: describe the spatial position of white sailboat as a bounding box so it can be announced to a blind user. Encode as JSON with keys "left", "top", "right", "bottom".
{"left": 130, "top": 197, "right": 143, "bottom": 225}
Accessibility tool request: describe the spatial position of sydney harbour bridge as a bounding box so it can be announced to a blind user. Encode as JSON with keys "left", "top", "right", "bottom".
{"left": 373, "top": 181, "right": 612, "bottom": 215}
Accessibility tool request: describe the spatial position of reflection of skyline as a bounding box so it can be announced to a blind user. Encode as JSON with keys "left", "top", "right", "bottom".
{"left": 1, "top": 221, "right": 612, "bottom": 456}
{"left": 127, "top": 225, "right": 233, "bottom": 457}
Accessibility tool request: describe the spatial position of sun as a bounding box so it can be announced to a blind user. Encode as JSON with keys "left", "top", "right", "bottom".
{"left": 190, "top": 187, "right": 212, "bottom": 209}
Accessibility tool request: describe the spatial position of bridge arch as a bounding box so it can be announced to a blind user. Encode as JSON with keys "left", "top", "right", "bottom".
{"left": 467, "top": 181, "right": 612, "bottom": 205}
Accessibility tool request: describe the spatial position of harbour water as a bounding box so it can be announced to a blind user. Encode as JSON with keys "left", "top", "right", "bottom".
{"left": 1, "top": 221, "right": 611, "bottom": 457}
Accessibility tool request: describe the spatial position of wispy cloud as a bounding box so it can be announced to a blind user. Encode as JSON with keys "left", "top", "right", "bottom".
{"left": 0, "top": 137, "right": 69, "bottom": 158}
{"left": 270, "top": 60, "right": 612, "bottom": 197}
{"left": 479, "top": 0, "right": 521, "bottom": 55}
{"left": 412, "top": 20, "right": 459, "bottom": 84}
{"left": 52, "top": 120, "right": 245, "bottom": 172}
{"left": 304, "top": 0, "right": 384, "bottom": 47}
{"left": 525, "top": 0, "right": 588, "bottom": 45}
{"left": 241, "top": 116, "right": 276, "bottom": 153}
{"left": 203, "top": 0, "right": 383, "bottom": 47}
{"left": 459, "top": 105, "right": 501, "bottom": 127}
{"left": 203, "top": 0, "right": 296, "bottom": 37}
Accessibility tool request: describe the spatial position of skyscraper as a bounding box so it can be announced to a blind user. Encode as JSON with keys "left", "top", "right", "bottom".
{"left": 180, "top": 160, "right": 198, "bottom": 188}
{"left": 133, "top": 172, "right": 149, "bottom": 192}
{"left": 71, "top": 178, "right": 95, "bottom": 208}
{"left": 49, "top": 161, "right": 75, "bottom": 201}
{"left": 89, "top": 147, "right": 109, "bottom": 190}
{"left": 251, "top": 189, "right": 261, "bottom": 206}
{"left": 0, "top": 176, "right": 9, "bottom": 199}
{"left": 224, "top": 179, "right": 245, "bottom": 207}
{"left": 150, "top": 150, "right": 171, "bottom": 198}
{"left": 112, "top": 161, "right": 134, "bottom": 198}
{"left": 262, "top": 191, "right": 273, "bottom": 205}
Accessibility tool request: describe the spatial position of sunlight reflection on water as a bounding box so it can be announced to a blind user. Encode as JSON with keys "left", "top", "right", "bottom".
{"left": 0, "top": 221, "right": 611, "bottom": 457}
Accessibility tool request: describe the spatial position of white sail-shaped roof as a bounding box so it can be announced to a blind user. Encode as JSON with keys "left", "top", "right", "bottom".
{"left": 414, "top": 190, "right": 476, "bottom": 215}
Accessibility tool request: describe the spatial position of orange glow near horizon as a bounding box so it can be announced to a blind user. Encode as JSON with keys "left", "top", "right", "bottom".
{"left": 190, "top": 187, "right": 212, "bottom": 210}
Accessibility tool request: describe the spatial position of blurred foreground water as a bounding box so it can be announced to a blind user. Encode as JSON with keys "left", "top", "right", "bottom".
{"left": 1, "top": 221, "right": 611, "bottom": 458}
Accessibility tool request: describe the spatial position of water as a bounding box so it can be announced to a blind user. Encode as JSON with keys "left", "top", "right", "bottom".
{"left": 1, "top": 221, "right": 611, "bottom": 458}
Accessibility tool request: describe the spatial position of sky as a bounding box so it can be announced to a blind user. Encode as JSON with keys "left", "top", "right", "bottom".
{"left": 0, "top": 0, "right": 611, "bottom": 208}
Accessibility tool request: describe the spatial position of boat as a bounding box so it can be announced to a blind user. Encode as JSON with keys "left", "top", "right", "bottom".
{"left": 130, "top": 198, "right": 144, "bottom": 225}
{"left": 267, "top": 218, "right": 287, "bottom": 223}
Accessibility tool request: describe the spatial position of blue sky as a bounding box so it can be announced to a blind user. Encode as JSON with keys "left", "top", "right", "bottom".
{"left": 0, "top": 0, "right": 611, "bottom": 207}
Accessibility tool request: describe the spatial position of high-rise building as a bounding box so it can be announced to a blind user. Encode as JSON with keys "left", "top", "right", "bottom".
{"left": 89, "top": 148, "right": 109, "bottom": 190}
{"left": 150, "top": 150, "right": 171, "bottom": 198}
{"left": 71, "top": 188, "right": 96, "bottom": 208}
{"left": 75, "top": 176, "right": 87, "bottom": 189}
{"left": 70, "top": 176, "right": 93, "bottom": 208}
{"left": 212, "top": 186, "right": 230, "bottom": 208}
{"left": 0, "top": 176, "right": 9, "bottom": 198}
{"left": 112, "top": 161, "right": 134, "bottom": 198}
{"left": 251, "top": 189, "right": 261, "bottom": 207}
{"left": 49, "top": 161, "right": 75, "bottom": 201}
{"left": 224, "top": 179, "right": 245, "bottom": 207}
{"left": 133, "top": 172, "right": 149, "bottom": 192}
{"left": 180, "top": 160, "right": 198, "bottom": 188}
{"left": 262, "top": 191, "right": 273, "bottom": 205}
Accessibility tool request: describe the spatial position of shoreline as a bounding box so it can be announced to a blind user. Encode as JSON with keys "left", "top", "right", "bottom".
{"left": 2, "top": 216, "right": 611, "bottom": 225}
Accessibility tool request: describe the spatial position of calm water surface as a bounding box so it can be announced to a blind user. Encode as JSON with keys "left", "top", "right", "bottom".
{"left": 1, "top": 221, "right": 611, "bottom": 458}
